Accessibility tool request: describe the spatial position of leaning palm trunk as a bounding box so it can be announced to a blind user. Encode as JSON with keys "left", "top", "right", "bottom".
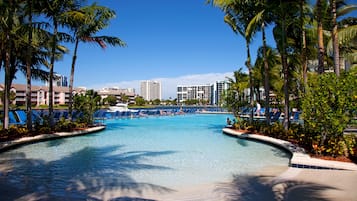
{"left": 26, "top": 0, "right": 33, "bottom": 130}
{"left": 331, "top": 0, "right": 340, "bottom": 76}
{"left": 68, "top": 38, "right": 79, "bottom": 120}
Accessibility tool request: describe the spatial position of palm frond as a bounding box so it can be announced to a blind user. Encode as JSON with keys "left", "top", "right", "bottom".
{"left": 246, "top": 10, "right": 264, "bottom": 40}
{"left": 337, "top": 4, "right": 357, "bottom": 17}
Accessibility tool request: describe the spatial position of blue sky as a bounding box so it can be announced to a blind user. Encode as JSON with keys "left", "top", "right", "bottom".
{"left": 4, "top": 0, "right": 272, "bottom": 99}
{"left": 17, "top": 0, "right": 357, "bottom": 99}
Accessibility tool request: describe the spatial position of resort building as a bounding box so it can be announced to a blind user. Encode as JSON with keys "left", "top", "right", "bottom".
{"left": 0, "top": 84, "right": 86, "bottom": 106}
{"left": 211, "top": 81, "right": 230, "bottom": 106}
{"left": 97, "top": 87, "right": 137, "bottom": 104}
{"left": 140, "top": 80, "right": 162, "bottom": 101}
{"left": 177, "top": 84, "right": 212, "bottom": 104}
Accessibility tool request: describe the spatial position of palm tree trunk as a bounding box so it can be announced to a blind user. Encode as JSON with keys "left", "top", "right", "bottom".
{"left": 331, "top": 0, "right": 340, "bottom": 76}
{"left": 317, "top": 0, "right": 325, "bottom": 74}
{"left": 68, "top": 38, "right": 79, "bottom": 120}
{"left": 262, "top": 23, "right": 270, "bottom": 125}
{"left": 300, "top": 0, "right": 308, "bottom": 86}
{"left": 3, "top": 41, "right": 11, "bottom": 130}
{"left": 26, "top": 0, "right": 33, "bottom": 130}
{"left": 245, "top": 39, "right": 254, "bottom": 122}
{"left": 49, "top": 21, "right": 58, "bottom": 130}
{"left": 281, "top": 0, "right": 290, "bottom": 130}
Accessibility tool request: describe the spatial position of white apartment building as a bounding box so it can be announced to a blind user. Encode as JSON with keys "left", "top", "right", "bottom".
{"left": 212, "top": 81, "right": 230, "bottom": 106}
{"left": 177, "top": 84, "right": 212, "bottom": 104}
{"left": 140, "top": 80, "right": 162, "bottom": 101}
{"left": 0, "top": 84, "right": 86, "bottom": 106}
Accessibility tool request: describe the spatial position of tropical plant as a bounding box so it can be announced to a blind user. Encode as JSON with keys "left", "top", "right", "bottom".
{"left": 104, "top": 95, "right": 117, "bottom": 106}
{"left": 73, "top": 89, "right": 101, "bottom": 125}
{"left": 66, "top": 3, "right": 126, "bottom": 120}
{"left": 41, "top": 0, "right": 81, "bottom": 129}
{"left": 134, "top": 96, "right": 145, "bottom": 106}
{"left": 302, "top": 70, "right": 357, "bottom": 156}
{"left": 211, "top": 0, "right": 259, "bottom": 122}
{"left": 224, "top": 68, "right": 249, "bottom": 115}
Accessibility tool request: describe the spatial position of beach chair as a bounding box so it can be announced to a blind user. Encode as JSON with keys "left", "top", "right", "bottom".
{"left": 14, "top": 110, "right": 44, "bottom": 125}
{"left": 271, "top": 111, "right": 281, "bottom": 123}
{"left": 9, "top": 111, "right": 25, "bottom": 125}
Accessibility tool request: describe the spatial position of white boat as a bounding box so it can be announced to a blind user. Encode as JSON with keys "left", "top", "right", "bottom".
{"left": 108, "top": 103, "right": 138, "bottom": 112}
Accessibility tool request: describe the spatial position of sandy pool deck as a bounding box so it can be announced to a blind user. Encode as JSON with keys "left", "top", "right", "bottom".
{"left": 1, "top": 161, "right": 357, "bottom": 200}
{"left": 140, "top": 166, "right": 357, "bottom": 201}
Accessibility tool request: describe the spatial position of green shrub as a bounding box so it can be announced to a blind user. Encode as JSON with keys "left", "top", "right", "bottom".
{"left": 301, "top": 72, "right": 357, "bottom": 157}
{"left": 55, "top": 118, "right": 76, "bottom": 132}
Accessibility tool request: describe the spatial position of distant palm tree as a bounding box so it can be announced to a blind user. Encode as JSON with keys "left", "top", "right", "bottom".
{"left": 67, "top": 3, "right": 126, "bottom": 120}
{"left": 226, "top": 68, "right": 249, "bottom": 115}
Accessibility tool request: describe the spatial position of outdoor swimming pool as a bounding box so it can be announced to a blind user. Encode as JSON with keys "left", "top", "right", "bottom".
{"left": 0, "top": 114, "right": 290, "bottom": 200}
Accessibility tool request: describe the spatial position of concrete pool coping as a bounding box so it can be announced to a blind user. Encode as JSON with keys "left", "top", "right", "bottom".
{"left": 222, "top": 128, "right": 357, "bottom": 171}
{"left": 0, "top": 125, "right": 106, "bottom": 152}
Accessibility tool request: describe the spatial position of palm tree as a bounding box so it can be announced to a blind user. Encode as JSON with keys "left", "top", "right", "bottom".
{"left": 226, "top": 68, "right": 249, "bottom": 115}
{"left": 246, "top": 0, "right": 276, "bottom": 124}
{"left": 331, "top": 0, "right": 340, "bottom": 76}
{"left": 327, "top": 1, "right": 357, "bottom": 74}
{"left": 67, "top": 3, "right": 126, "bottom": 120}
{"left": 316, "top": 0, "right": 328, "bottom": 74}
{"left": 331, "top": 17, "right": 357, "bottom": 69}
{"left": 41, "top": 0, "right": 81, "bottom": 129}
{"left": 25, "top": 0, "right": 34, "bottom": 130}
{"left": 0, "top": 0, "right": 18, "bottom": 129}
{"left": 212, "top": 0, "right": 258, "bottom": 121}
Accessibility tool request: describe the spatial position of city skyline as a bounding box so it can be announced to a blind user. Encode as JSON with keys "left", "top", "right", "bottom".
{"left": 0, "top": 0, "right": 255, "bottom": 99}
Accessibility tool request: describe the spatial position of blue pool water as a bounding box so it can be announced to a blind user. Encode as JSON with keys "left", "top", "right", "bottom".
{"left": 0, "top": 114, "right": 290, "bottom": 199}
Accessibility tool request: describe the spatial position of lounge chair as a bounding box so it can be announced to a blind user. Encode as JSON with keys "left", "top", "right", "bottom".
{"left": 271, "top": 111, "right": 281, "bottom": 123}
{"left": 9, "top": 111, "right": 25, "bottom": 125}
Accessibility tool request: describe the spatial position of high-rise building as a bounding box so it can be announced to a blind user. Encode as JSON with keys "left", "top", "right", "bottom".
{"left": 45, "top": 74, "right": 68, "bottom": 87}
{"left": 177, "top": 84, "right": 212, "bottom": 104}
{"left": 140, "top": 80, "right": 162, "bottom": 101}
{"left": 212, "top": 81, "right": 230, "bottom": 106}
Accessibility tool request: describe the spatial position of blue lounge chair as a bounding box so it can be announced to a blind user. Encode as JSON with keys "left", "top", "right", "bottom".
{"left": 9, "top": 111, "right": 24, "bottom": 125}
{"left": 271, "top": 111, "right": 281, "bottom": 123}
{"left": 14, "top": 110, "right": 44, "bottom": 125}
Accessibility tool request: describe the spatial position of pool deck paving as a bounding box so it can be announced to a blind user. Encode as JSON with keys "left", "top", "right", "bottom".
{"left": 222, "top": 127, "right": 357, "bottom": 171}
{"left": 0, "top": 125, "right": 106, "bottom": 152}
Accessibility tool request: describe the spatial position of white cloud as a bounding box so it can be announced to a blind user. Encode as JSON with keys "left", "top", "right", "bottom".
{"left": 89, "top": 72, "right": 234, "bottom": 99}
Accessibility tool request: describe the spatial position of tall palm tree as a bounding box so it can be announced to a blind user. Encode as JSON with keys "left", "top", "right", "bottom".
{"left": 0, "top": 0, "right": 18, "bottom": 129}
{"left": 41, "top": 0, "right": 81, "bottom": 129}
{"left": 212, "top": 0, "right": 258, "bottom": 121}
{"left": 25, "top": 0, "right": 33, "bottom": 130}
{"left": 246, "top": 0, "right": 276, "bottom": 124}
{"left": 316, "top": 0, "right": 327, "bottom": 74}
{"left": 331, "top": 0, "right": 340, "bottom": 76}
{"left": 67, "top": 3, "right": 126, "bottom": 120}
{"left": 327, "top": 1, "right": 357, "bottom": 74}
